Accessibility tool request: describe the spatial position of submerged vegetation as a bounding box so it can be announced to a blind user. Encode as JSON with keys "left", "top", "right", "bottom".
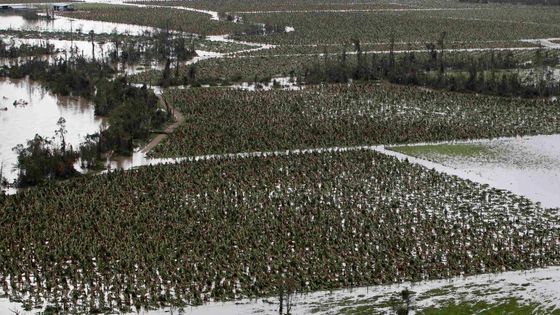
{"left": 390, "top": 143, "right": 493, "bottom": 158}
{"left": 3, "top": 0, "right": 560, "bottom": 313}
{"left": 1, "top": 58, "right": 113, "bottom": 98}
{"left": 1, "top": 150, "right": 558, "bottom": 313}
{"left": 12, "top": 118, "right": 79, "bottom": 187}
{"left": 1, "top": 53, "right": 170, "bottom": 181}
{"left": 0, "top": 39, "right": 57, "bottom": 58}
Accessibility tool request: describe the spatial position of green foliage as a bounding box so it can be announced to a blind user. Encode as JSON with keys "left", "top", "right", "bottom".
{"left": 2, "top": 56, "right": 168, "bottom": 158}
{"left": 1, "top": 57, "right": 114, "bottom": 98}
{"left": 390, "top": 144, "right": 493, "bottom": 158}
{"left": 133, "top": 0, "right": 410, "bottom": 12}
{"left": 234, "top": 7, "right": 560, "bottom": 45}
{"left": 303, "top": 45, "right": 560, "bottom": 98}
{"left": 0, "top": 150, "right": 558, "bottom": 313}
{"left": 420, "top": 298, "right": 560, "bottom": 314}
{"left": 12, "top": 130, "right": 79, "bottom": 187}
{"left": 96, "top": 81, "right": 167, "bottom": 155}
{"left": 66, "top": 3, "right": 250, "bottom": 35}
{"left": 151, "top": 83, "right": 560, "bottom": 158}
{"left": 0, "top": 40, "right": 57, "bottom": 58}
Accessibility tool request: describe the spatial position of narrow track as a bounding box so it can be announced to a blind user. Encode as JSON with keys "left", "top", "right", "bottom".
{"left": 140, "top": 95, "right": 184, "bottom": 154}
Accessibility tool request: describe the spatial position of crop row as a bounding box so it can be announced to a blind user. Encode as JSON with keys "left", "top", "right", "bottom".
{"left": 1, "top": 150, "right": 558, "bottom": 313}
{"left": 127, "top": 0, "right": 414, "bottom": 13}
{"left": 64, "top": 4, "right": 249, "bottom": 36}
{"left": 150, "top": 82, "right": 560, "bottom": 158}
{"left": 234, "top": 9, "right": 560, "bottom": 45}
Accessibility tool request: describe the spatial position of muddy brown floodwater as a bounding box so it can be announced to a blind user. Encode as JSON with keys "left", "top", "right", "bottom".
{"left": 0, "top": 14, "right": 155, "bottom": 35}
{"left": 0, "top": 77, "right": 104, "bottom": 184}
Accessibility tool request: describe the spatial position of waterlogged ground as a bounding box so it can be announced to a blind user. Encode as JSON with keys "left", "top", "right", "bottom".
{"left": 1, "top": 2, "right": 560, "bottom": 315}
{"left": 390, "top": 134, "right": 560, "bottom": 208}
{"left": 0, "top": 267, "right": 558, "bottom": 314}
{"left": 0, "top": 77, "right": 103, "bottom": 184}
{"left": 0, "top": 13, "right": 155, "bottom": 35}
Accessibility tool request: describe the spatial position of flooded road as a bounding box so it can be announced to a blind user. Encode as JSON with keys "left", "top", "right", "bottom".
{"left": 0, "top": 77, "right": 103, "bottom": 184}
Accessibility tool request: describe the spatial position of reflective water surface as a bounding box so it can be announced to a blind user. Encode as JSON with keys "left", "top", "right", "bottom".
{"left": 0, "top": 77, "right": 104, "bottom": 184}
{"left": 389, "top": 134, "right": 560, "bottom": 208}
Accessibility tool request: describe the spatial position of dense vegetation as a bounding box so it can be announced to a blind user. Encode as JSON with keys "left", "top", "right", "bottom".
{"left": 303, "top": 42, "right": 560, "bottom": 98}
{"left": 12, "top": 118, "right": 79, "bottom": 187}
{"left": 151, "top": 83, "right": 560, "bottom": 157}
{"left": 3, "top": 0, "right": 560, "bottom": 312}
{"left": 105, "top": 28, "right": 198, "bottom": 66}
{"left": 130, "top": 0, "right": 412, "bottom": 12}
{"left": 0, "top": 40, "right": 56, "bottom": 58}
{"left": 94, "top": 78, "right": 167, "bottom": 155}
{"left": 234, "top": 8, "right": 560, "bottom": 45}
{"left": 1, "top": 56, "right": 168, "bottom": 176}
{"left": 130, "top": 48, "right": 559, "bottom": 87}
{"left": 64, "top": 4, "right": 249, "bottom": 36}
{"left": 1, "top": 150, "right": 558, "bottom": 313}
{"left": 0, "top": 57, "right": 113, "bottom": 98}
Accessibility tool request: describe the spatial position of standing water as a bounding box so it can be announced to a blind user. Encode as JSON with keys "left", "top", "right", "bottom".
{"left": 387, "top": 134, "right": 560, "bottom": 208}
{"left": 0, "top": 77, "right": 104, "bottom": 184}
{"left": 0, "top": 14, "right": 156, "bottom": 35}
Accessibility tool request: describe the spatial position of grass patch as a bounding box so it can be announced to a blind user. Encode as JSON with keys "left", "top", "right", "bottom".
{"left": 389, "top": 143, "right": 493, "bottom": 159}
{"left": 420, "top": 298, "right": 560, "bottom": 315}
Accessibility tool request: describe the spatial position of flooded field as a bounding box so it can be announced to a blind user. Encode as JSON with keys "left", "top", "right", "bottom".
{"left": 0, "top": 77, "right": 103, "bottom": 184}
{"left": 1, "top": 266, "right": 558, "bottom": 314}
{"left": 0, "top": 14, "right": 155, "bottom": 35}
{"left": 1, "top": 1, "right": 560, "bottom": 314}
{"left": 2, "top": 37, "right": 114, "bottom": 59}
{"left": 389, "top": 134, "right": 560, "bottom": 208}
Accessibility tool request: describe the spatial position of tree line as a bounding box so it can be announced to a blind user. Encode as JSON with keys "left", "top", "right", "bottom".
{"left": 303, "top": 36, "right": 560, "bottom": 98}
{"left": 1, "top": 57, "right": 169, "bottom": 187}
